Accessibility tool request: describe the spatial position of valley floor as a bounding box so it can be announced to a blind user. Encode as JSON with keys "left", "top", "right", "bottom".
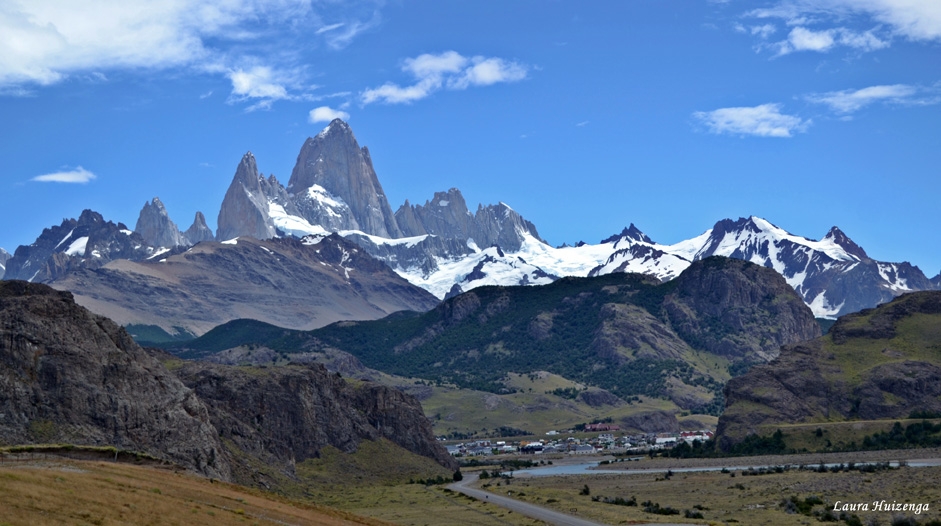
{"left": 459, "top": 450, "right": 941, "bottom": 525}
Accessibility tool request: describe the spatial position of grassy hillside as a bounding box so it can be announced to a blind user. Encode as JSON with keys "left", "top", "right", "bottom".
{"left": 0, "top": 453, "right": 388, "bottom": 525}
{"left": 718, "top": 291, "right": 941, "bottom": 450}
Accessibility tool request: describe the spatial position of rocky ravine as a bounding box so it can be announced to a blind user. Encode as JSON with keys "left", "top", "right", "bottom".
{"left": 716, "top": 290, "right": 941, "bottom": 449}
{"left": 0, "top": 281, "right": 454, "bottom": 485}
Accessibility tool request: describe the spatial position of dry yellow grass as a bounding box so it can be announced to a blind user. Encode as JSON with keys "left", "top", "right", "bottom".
{"left": 0, "top": 456, "right": 390, "bottom": 526}
{"left": 495, "top": 463, "right": 941, "bottom": 525}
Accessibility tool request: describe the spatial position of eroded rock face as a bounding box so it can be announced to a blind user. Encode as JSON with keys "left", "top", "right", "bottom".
{"left": 174, "top": 361, "right": 456, "bottom": 484}
{"left": 0, "top": 281, "right": 230, "bottom": 479}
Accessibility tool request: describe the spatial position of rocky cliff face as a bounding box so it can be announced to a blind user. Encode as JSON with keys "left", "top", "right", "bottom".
{"left": 174, "top": 361, "right": 455, "bottom": 484}
{"left": 52, "top": 234, "right": 440, "bottom": 336}
{"left": 716, "top": 291, "right": 941, "bottom": 449}
{"left": 2, "top": 210, "right": 155, "bottom": 283}
{"left": 0, "top": 281, "right": 230, "bottom": 479}
{"left": 183, "top": 211, "right": 214, "bottom": 245}
{"left": 134, "top": 197, "right": 187, "bottom": 248}
{"left": 288, "top": 119, "right": 402, "bottom": 238}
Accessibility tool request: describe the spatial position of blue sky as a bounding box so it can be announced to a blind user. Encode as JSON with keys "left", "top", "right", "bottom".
{"left": 2, "top": 1, "right": 939, "bottom": 276}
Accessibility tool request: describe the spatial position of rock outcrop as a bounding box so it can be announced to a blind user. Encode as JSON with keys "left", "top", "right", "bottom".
{"left": 0, "top": 281, "right": 458, "bottom": 487}
{"left": 175, "top": 361, "right": 456, "bottom": 484}
{"left": 134, "top": 197, "right": 187, "bottom": 248}
{"left": 0, "top": 281, "right": 230, "bottom": 479}
{"left": 664, "top": 257, "right": 822, "bottom": 362}
{"left": 716, "top": 291, "right": 941, "bottom": 450}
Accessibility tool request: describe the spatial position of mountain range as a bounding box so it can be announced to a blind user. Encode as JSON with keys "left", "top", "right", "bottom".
{"left": 2, "top": 119, "right": 938, "bottom": 333}
{"left": 171, "top": 257, "right": 821, "bottom": 416}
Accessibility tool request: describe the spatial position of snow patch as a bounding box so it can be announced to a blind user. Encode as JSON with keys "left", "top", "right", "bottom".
{"left": 268, "top": 202, "right": 331, "bottom": 238}
{"left": 65, "top": 236, "right": 89, "bottom": 257}
{"left": 808, "top": 291, "right": 844, "bottom": 319}
{"left": 55, "top": 229, "right": 76, "bottom": 250}
{"left": 221, "top": 238, "right": 239, "bottom": 245}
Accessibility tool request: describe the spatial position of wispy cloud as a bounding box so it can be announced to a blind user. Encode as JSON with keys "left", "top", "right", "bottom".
{"left": 361, "top": 51, "right": 529, "bottom": 105}
{"left": 743, "top": 0, "right": 941, "bottom": 56}
{"left": 772, "top": 26, "right": 889, "bottom": 55}
{"left": 0, "top": 0, "right": 383, "bottom": 107}
{"left": 693, "top": 103, "right": 810, "bottom": 137}
{"left": 31, "top": 166, "right": 97, "bottom": 184}
{"left": 806, "top": 83, "right": 938, "bottom": 113}
{"left": 225, "top": 63, "right": 314, "bottom": 111}
{"left": 309, "top": 106, "right": 351, "bottom": 123}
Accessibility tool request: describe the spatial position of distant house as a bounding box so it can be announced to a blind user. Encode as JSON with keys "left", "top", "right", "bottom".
{"left": 570, "top": 444, "right": 596, "bottom": 455}
{"left": 585, "top": 423, "right": 620, "bottom": 432}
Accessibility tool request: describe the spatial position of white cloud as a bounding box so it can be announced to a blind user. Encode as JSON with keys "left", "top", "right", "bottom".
{"left": 806, "top": 83, "right": 934, "bottom": 113}
{"left": 773, "top": 25, "right": 889, "bottom": 54}
{"left": 693, "top": 103, "right": 811, "bottom": 137}
{"left": 0, "top": 0, "right": 380, "bottom": 106}
{"left": 361, "top": 51, "right": 529, "bottom": 105}
{"left": 31, "top": 166, "right": 96, "bottom": 183}
{"left": 317, "top": 11, "right": 381, "bottom": 50}
{"left": 746, "top": 0, "right": 941, "bottom": 55}
{"left": 787, "top": 26, "right": 837, "bottom": 51}
{"left": 316, "top": 23, "right": 345, "bottom": 35}
{"left": 750, "top": 24, "right": 778, "bottom": 38}
{"left": 448, "top": 57, "right": 528, "bottom": 89}
{"left": 225, "top": 63, "right": 311, "bottom": 110}
{"left": 309, "top": 105, "right": 350, "bottom": 123}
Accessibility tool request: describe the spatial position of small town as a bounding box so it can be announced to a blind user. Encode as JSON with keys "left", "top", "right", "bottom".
{"left": 444, "top": 428, "right": 715, "bottom": 457}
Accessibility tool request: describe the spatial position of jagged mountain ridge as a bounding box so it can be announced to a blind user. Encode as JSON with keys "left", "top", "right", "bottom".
{"left": 2, "top": 210, "right": 157, "bottom": 283}
{"left": 4, "top": 119, "right": 937, "bottom": 321}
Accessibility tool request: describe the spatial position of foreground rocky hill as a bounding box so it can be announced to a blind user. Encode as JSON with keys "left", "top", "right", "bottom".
{"left": 174, "top": 361, "right": 455, "bottom": 485}
{"left": 0, "top": 281, "right": 229, "bottom": 479}
{"left": 716, "top": 290, "right": 941, "bottom": 449}
{"left": 0, "top": 281, "right": 454, "bottom": 486}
